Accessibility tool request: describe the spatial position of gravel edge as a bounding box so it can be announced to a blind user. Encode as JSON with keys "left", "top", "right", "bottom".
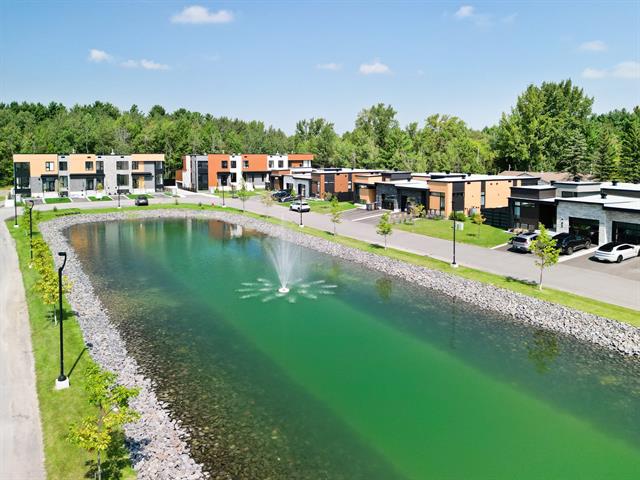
{"left": 38, "top": 209, "right": 640, "bottom": 479}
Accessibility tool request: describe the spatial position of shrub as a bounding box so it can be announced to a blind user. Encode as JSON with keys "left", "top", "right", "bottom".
{"left": 448, "top": 211, "right": 466, "bottom": 222}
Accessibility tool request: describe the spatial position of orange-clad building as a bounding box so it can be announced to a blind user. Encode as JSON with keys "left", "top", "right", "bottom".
{"left": 178, "top": 153, "right": 314, "bottom": 191}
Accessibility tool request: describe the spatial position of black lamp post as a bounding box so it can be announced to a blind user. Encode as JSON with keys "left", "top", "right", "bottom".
{"left": 298, "top": 193, "right": 304, "bottom": 227}
{"left": 451, "top": 203, "right": 458, "bottom": 268}
{"left": 221, "top": 176, "right": 226, "bottom": 207}
{"left": 13, "top": 163, "right": 18, "bottom": 228}
{"left": 56, "top": 251, "right": 69, "bottom": 389}
{"left": 117, "top": 188, "right": 121, "bottom": 209}
{"left": 28, "top": 200, "right": 34, "bottom": 263}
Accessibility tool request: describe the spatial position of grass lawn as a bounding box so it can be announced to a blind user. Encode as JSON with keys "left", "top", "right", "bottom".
{"left": 0, "top": 195, "right": 4, "bottom": 201}
{"left": 275, "top": 198, "right": 357, "bottom": 214}
{"left": 44, "top": 197, "right": 72, "bottom": 204}
{"left": 88, "top": 195, "right": 113, "bottom": 201}
{"left": 26, "top": 204, "right": 640, "bottom": 326}
{"left": 7, "top": 218, "right": 136, "bottom": 480}
{"left": 127, "top": 194, "right": 148, "bottom": 199}
{"left": 396, "top": 217, "right": 512, "bottom": 248}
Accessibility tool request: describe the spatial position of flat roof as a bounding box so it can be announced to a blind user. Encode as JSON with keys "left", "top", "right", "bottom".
{"left": 430, "top": 174, "right": 538, "bottom": 183}
{"left": 602, "top": 182, "right": 640, "bottom": 192}
{"left": 556, "top": 194, "right": 635, "bottom": 206}
{"left": 375, "top": 180, "right": 430, "bottom": 190}
{"left": 603, "top": 200, "right": 640, "bottom": 213}
{"left": 511, "top": 184, "right": 556, "bottom": 190}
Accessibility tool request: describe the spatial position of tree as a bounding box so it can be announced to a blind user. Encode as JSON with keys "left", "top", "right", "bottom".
{"left": 376, "top": 213, "right": 393, "bottom": 249}
{"left": 329, "top": 196, "right": 342, "bottom": 235}
{"left": 68, "top": 365, "right": 139, "bottom": 480}
{"left": 530, "top": 224, "right": 560, "bottom": 290}
{"left": 594, "top": 127, "right": 620, "bottom": 181}
{"left": 470, "top": 211, "right": 485, "bottom": 238}
{"left": 559, "top": 129, "right": 587, "bottom": 176}
{"left": 619, "top": 118, "right": 640, "bottom": 183}
{"left": 260, "top": 190, "right": 274, "bottom": 215}
{"left": 236, "top": 181, "right": 251, "bottom": 211}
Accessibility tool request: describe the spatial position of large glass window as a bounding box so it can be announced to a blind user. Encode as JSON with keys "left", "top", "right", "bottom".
{"left": 96, "top": 161, "right": 104, "bottom": 172}
{"left": 45, "top": 162, "right": 54, "bottom": 171}
{"left": 43, "top": 178, "right": 56, "bottom": 192}
{"left": 231, "top": 161, "right": 237, "bottom": 168}
{"left": 117, "top": 174, "right": 129, "bottom": 186}
{"left": 59, "top": 161, "right": 68, "bottom": 171}
{"left": 132, "top": 161, "right": 139, "bottom": 170}
{"left": 59, "top": 176, "right": 68, "bottom": 188}
{"left": 85, "top": 161, "right": 93, "bottom": 171}
{"left": 221, "top": 161, "right": 228, "bottom": 168}
{"left": 117, "top": 161, "right": 129, "bottom": 170}
{"left": 278, "top": 160, "right": 284, "bottom": 168}
{"left": 268, "top": 160, "right": 274, "bottom": 168}
{"left": 243, "top": 160, "right": 249, "bottom": 168}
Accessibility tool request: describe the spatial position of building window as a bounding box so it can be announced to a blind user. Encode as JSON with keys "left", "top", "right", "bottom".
{"left": 96, "top": 161, "right": 104, "bottom": 172}
{"left": 43, "top": 178, "right": 56, "bottom": 192}
{"left": 59, "top": 176, "right": 68, "bottom": 188}
{"left": 244, "top": 160, "right": 249, "bottom": 168}
{"left": 481, "top": 192, "right": 485, "bottom": 207}
{"left": 58, "top": 161, "right": 68, "bottom": 171}
{"left": 85, "top": 161, "right": 93, "bottom": 171}
{"left": 268, "top": 160, "right": 274, "bottom": 168}
{"left": 45, "top": 162, "right": 54, "bottom": 171}
{"left": 278, "top": 160, "right": 284, "bottom": 168}
{"left": 231, "top": 161, "right": 237, "bottom": 168}
{"left": 132, "top": 161, "right": 139, "bottom": 170}
{"left": 117, "top": 174, "right": 129, "bottom": 186}
{"left": 230, "top": 173, "right": 237, "bottom": 183}
{"left": 117, "top": 161, "right": 129, "bottom": 170}
{"left": 221, "top": 161, "right": 228, "bottom": 168}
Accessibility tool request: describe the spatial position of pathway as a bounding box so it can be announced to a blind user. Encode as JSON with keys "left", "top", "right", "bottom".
{"left": 0, "top": 209, "right": 45, "bottom": 480}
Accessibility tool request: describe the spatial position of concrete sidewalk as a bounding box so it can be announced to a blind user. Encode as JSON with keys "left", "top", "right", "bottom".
{"left": 0, "top": 210, "right": 45, "bottom": 480}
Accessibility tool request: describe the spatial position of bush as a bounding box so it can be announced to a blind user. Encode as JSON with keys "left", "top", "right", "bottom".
{"left": 448, "top": 211, "right": 466, "bottom": 222}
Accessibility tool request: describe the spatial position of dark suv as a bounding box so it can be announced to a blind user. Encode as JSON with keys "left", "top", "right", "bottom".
{"left": 553, "top": 232, "right": 591, "bottom": 255}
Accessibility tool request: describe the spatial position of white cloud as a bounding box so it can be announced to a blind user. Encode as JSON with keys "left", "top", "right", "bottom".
{"left": 316, "top": 62, "right": 341, "bottom": 71}
{"left": 140, "top": 59, "right": 170, "bottom": 70}
{"left": 359, "top": 60, "right": 390, "bottom": 75}
{"left": 579, "top": 40, "right": 607, "bottom": 52}
{"left": 455, "top": 5, "right": 474, "bottom": 18}
{"left": 171, "top": 5, "right": 233, "bottom": 24}
{"left": 581, "top": 67, "right": 607, "bottom": 79}
{"left": 88, "top": 49, "right": 112, "bottom": 63}
{"left": 581, "top": 61, "right": 640, "bottom": 79}
{"left": 120, "top": 60, "right": 139, "bottom": 68}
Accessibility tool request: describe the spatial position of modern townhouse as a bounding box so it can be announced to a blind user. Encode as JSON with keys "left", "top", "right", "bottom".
{"left": 508, "top": 180, "right": 640, "bottom": 245}
{"left": 177, "top": 153, "right": 314, "bottom": 192}
{"left": 13, "top": 153, "right": 165, "bottom": 198}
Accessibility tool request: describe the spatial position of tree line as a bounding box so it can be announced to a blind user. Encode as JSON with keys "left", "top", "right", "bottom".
{"left": 1, "top": 79, "right": 638, "bottom": 185}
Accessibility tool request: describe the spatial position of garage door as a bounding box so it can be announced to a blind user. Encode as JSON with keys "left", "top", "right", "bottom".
{"left": 612, "top": 221, "right": 640, "bottom": 245}
{"left": 569, "top": 217, "right": 600, "bottom": 244}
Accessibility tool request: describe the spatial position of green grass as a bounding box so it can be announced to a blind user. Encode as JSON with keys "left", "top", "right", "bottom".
{"left": 275, "top": 198, "right": 357, "bottom": 214}
{"left": 127, "top": 194, "right": 148, "bottom": 199}
{"left": 44, "top": 197, "right": 72, "bottom": 204}
{"left": 88, "top": 195, "right": 112, "bottom": 201}
{"left": 0, "top": 195, "right": 4, "bottom": 201}
{"left": 396, "top": 217, "right": 512, "bottom": 248}
{"left": 26, "top": 204, "right": 640, "bottom": 327}
{"left": 7, "top": 219, "right": 136, "bottom": 480}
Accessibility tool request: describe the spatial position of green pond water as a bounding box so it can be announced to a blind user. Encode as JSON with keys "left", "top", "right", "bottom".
{"left": 68, "top": 218, "right": 640, "bottom": 480}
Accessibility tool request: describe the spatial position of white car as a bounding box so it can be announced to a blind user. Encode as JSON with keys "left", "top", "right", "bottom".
{"left": 289, "top": 201, "right": 311, "bottom": 213}
{"left": 511, "top": 232, "right": 539, "bottom": 252}
{"left": 594, "top": 243, "right": 639, "bottom": 263}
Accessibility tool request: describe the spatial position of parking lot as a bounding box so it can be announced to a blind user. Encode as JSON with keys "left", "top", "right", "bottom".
{"left": 498, "top": 243, "right": 640, "bottom": 281}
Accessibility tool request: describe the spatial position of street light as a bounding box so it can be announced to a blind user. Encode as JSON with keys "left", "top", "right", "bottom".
{"left": 55, "top": 251, "right": 69, "bottom": 390}
{"left": 117, "top": 188, "right": 121, "bottom": 209}
{"left": 13, "top": 162, "right": 18, "bottom": 228}
{"left": 28, "top": 200, "right": 34, "bottom": 264}
{"left": 451, "top": 202, "right": 458, "bottom": 268}
{"left": 221, "top": 176, "right": 226, "bottom": 207}
{"left": 298, "top": 193, "right": 304, "bottom": 228}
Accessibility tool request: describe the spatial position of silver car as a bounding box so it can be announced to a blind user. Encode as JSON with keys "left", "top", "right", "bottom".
{"left": 511, "top": 232, "right": 539, "bottom": 252}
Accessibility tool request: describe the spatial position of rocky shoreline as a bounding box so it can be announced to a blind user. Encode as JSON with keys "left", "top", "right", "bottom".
{"left": 39, "top": 209, "right": 640, "bottom": 478}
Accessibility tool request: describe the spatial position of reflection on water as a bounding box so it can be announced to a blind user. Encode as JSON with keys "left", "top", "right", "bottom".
{"left": 68, "top": 219, "right": 640, "bottom": 480}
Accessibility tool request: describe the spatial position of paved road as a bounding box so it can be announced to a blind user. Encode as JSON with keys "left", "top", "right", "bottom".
{"left": 6, "top": 192, "right": 639, "bottom": 310}
{"left": 0, "top": 209, "right": 45, "bottom": 480}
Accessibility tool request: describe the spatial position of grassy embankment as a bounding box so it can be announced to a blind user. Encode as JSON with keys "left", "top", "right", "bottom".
{"left": 26, "top": 204, "right": 638, "bottom": 326}
{"left": 7, "top": 215, "right": 136, "bottom": 480}
{"left": 396, "top": 217, "right": 512, "bottom": 248}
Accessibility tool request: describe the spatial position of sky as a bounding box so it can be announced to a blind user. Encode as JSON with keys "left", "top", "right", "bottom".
{"left": 1, "top": 1, "right": 639, "bottom": 133}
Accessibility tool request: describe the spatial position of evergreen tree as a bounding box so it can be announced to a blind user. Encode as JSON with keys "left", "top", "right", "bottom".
{"left": 559, "top": 129, "right": 587, "bottom": 176}
{"left": 619, "top": 119, "right": 640, "bottom": 183}
{"left": 594, "top": 128, "right": 620, "bottom": 181}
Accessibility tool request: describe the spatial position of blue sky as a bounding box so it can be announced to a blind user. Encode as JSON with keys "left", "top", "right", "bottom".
{"left": 1, "top": 1, "right": 638, "bottom": 133}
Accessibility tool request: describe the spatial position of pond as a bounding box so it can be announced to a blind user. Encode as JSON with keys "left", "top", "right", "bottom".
{"left": 68, "top": 218, "right": 640, "bottom": 479}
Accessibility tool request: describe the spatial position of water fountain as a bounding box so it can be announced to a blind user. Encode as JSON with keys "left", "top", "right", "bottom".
{"left": 237, "top": 237, "right": 338, "bottom": 302}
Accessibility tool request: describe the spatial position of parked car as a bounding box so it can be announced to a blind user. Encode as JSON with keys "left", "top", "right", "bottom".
{"left": 289, "top": 200, "right": 310, "bottom": 212}
{"left": 280, "top": 195, "right": 296, "bottom": 203}
{"left": 594, "top": 242, "right": 640, "bottom": 263}
{"left": 271, "top": 190, "right": 289, "bottom": 200}
{"left": 135, "top": 196, "right": 149, "bottom": 206}
{"left": 553, "top": 232, "right": 591, "bottom": 255}
{"left": 511, "top": 232, "right": 539, "bottom": 252}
